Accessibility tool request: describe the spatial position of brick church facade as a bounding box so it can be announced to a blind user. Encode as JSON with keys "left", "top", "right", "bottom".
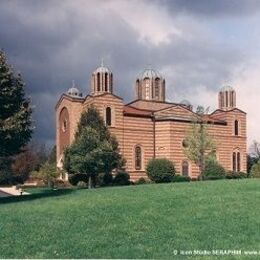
{"left": 55, "top": 63, "right": 247, "bottom": 180}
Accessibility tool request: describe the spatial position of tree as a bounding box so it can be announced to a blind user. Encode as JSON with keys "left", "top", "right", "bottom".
{"left": 11, "top": 146, "right": 38, "bottom": 183}
{"left": 0, "top": 50, "right": 32, "bottom": 183}
{"left": 250, "top": 140, "right": 260, "bottom": 160}
{"left": 64, "top": 107, "right": 124, "bottom": 188}
{"left": 48, "top": 145, "right": 56, "bottom": 164}
{"left": 247, "top": 141, "right": 260, "bottom": 173}
{"left": 32, "top": 161, "right": 59, "bottom": 188}
{"left": 0, "top": 50, "right": 32, "bottom": 157}
{"left": 250, "top": 161, "right": 260, "bottom": 178}
{"left": 183, "top": 106, "right": 215, "bottom": 180}
{"left": 10, "top": 142, "right": 49, "bottom": 184}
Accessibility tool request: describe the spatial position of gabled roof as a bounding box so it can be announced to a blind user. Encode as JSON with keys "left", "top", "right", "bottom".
{"left": 211, "top": 107, "right": 246, "bottom": 115}
{"left": 91, "top": 92, "right": 123, "bottom": 100}
{"left": 123, "top": 105, "right": 153, "bottom": 118}
{"left": 55, "top": 93, "right": 85, "bottom": 110}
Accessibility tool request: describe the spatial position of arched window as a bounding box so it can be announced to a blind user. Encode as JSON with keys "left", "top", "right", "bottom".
{"left": 106, "top": 107, "right": 111, "bottom": 126}
{"left": 97, "top": 72, "right": 100, "bottom": 91}
{"left": 234, "top": 120, "right": 239, "bottom": 136}
{"left": 105, "top": 72, "right": 108, "bottom": 91}
{"left": 144, "top": 77, "right": 150, "bottom": 99}
{"left": 237, "top": 152, "right": 241, "bottom": 172}
{"left": 110, "top": 74, "right": 113, "bottom": 88}
{"left": 225, "top": 91, "right": 228, "bottom": 107}
{"left": 182, "top": 161, "right": 189, "bottom": 176}
{"left": 154, "top": 77, "right": 160, "bottom": 99}
{"left": 232, "top": 150, "right": 241, "bottom": 172}
{"left": 231, "top": 91, "right": 234, "bottom": 107}
{"left": 135, "top": 146, "right": 142, "bottom": 170}
{"left": 232, "top": 152, "right": 236, "bottom": 171}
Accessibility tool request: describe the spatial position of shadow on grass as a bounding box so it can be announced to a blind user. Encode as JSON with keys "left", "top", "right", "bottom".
{"left": 0, "top": 188, "right": 76, "bottom": 204}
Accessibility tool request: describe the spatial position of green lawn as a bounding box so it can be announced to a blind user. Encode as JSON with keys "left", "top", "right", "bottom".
{"left": 0, "top": 179, "right": 260, "bottom": 259}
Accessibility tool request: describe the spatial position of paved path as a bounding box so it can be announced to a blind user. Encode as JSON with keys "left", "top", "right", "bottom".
{"left": 0, "top": 186, "right": 29, "bottom": 196}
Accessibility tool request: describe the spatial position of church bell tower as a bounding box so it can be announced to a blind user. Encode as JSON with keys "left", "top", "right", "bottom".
{"left": 218, "top": 86, "right": 236, "bottom": 111}
{"left": 91, "top": 61, "right": 113, "bottom": 96}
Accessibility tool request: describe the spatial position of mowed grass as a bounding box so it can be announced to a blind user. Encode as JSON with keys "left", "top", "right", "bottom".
{"left": 0, "top": 179, "right": 260, "bottom": 259}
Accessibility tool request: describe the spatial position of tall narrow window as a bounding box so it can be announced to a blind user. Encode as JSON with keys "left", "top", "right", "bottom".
{"left": 237, "top": 152, "right": 241, "bottom": 172}
{"left": 135, "top": 146, "right": 142, "bottom": 170}
{"left": 155, "top": 78, "right": 160, "bottom": 99}
{"left": 106, "top": 107, "right": 111, "bottom": 126}
{"left": 105, "top": 72, "right": 108, "bottom": 91}
{"left": 144, "top": 78, "right": 150, "bottom": 99}
{"left": 234, "top": 120, "right": 239, "bottom": 136}
{"left": 182, "top": 161, "right": 189, "bottom": 176}
{"left": 97, "top": 72, "right": 100, "bottom": 91}
{"left": 225, "top": 91, "right": 228, "bottom": 107}
{"left": 233, "top": 152, "right": 236, "bottom": 171}
{"left": 110, "top": 74, "right": 113, "bottom": 89}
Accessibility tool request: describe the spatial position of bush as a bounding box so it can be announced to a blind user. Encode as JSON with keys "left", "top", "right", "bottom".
{"left": 113, "top": 171, "right": 130, "bottom": 186}
{"left": 136, "top": 177, "right": 147, "bottom": 185}
{"left": 96, "top": 172, "right": 113, "bottom": 187}
{"left": 146, "top": 158, "right": 175, "bottom": 183}
{"left": 135, "top": 177, "right": 154, "bottom": 185}
{"left": 226, "top": 171, "right": 248, "bottom": 179}
{"left": 68, "top": 173, "right": 88, "bottom": 186}
{"left": 202, "top": 160, "right": 226, "bottom": 180}
{"left": 250, "top": 161, "right": 260, "bottom": 178}
{"left": 172, "top": 175, "right": 191, "bottom": 182}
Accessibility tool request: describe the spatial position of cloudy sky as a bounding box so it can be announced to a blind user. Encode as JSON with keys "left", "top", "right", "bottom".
{"left": 0, "top": 0, "right": 260, "bottom": 148}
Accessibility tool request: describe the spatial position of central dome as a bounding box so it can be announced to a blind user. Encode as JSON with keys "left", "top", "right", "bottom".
{"left": 220, "top": 85, "right": 234, "bottom": 92}
{"left": 141, "top": 68, "right": 161, "bottom": 79}
{"left": 94, "top": 60, "right": 111, "bottom": 74}
{"left": 94, "top": 65, "right": 111, "bottom": 74}
{"left": 135, "top": 66, "right": 165, "bottom": 101}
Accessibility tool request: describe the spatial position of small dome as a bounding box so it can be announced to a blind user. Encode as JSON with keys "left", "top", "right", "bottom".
{"left": 220, "top": 85, "right": 234, "bottom": 92}
{"left": 94, "top": 65, "right": 111, "bottom": 74}
{"left": 94, "top": 60, "right": 111, "bottom": 74}
{"left": 140, "top": 68, "right": 161, "bottom": 79}
{"left": 67, "top": 81, "right": 82, "bottom": 97}
{"left": 67, "top": 87, "right": 80, "bottom": 96}
{"left": 180, "top": 99, "right": 191, "bottom": 106}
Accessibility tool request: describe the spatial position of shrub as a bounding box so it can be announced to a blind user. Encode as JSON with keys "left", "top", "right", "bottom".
{"left": 96, "top": 172, "right": 113, "bottom": 187}
{"left": 136, "top": 177, "right": 147, "bottom": 185}
{"left": 172, "top": 175, "right": 191, "bottom": 182}
{"left": 226, "top": 171, "right": 247, "bottom": 179}
{"left": 135, "top": 177, "right": 154, "bottom": 185}
{"left": 113, "top": 171, "right": 130, "bottom": 186}
{"left": 146, "top": 158, "right": 175, "bottom": 183}
{"left": 250, "top": 161, "right": 260, "bottom": 178}
{"left": 202, "top": 160, "right": 226, "bottom": 180}
{"left": 68, "top": 173, "right": 88, "bottom": 186}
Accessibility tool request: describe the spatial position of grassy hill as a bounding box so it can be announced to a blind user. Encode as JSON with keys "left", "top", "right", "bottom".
{"left": 0, "top": 179, "right": 259, "bottom": 259}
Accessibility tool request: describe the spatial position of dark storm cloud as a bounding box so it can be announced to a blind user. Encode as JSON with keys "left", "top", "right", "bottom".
{"left": 0, "top": 0, "right": 248, "bottom": 145}
{"left": 157, "top": 0, "right": 260, "bottom": 17}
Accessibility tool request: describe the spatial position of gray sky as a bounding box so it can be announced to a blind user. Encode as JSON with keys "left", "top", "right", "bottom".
{"left": 0, "top": 0, "right": 260, "bottom": 148}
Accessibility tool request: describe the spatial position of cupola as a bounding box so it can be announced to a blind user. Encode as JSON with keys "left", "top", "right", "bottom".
{"left": 218, "top": 85, "right": 236, "bottom": 111}
{"left": 135, "top": 67, "right": 166, "bottom": 101}
{"left": 91, "top": 60, "right": 113, "bottom": 96}
{"left": 67, "top": 81, "right": 82, "bottom": 97}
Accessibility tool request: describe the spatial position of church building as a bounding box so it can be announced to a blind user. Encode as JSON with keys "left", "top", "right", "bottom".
{"left": 55, "top": 63, "right": 247, "bottom": 180}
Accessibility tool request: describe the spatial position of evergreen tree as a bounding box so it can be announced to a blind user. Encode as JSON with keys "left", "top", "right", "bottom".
{"left": 64, "top": 107, "right": 124, "bottom": 188}
{"left": 183, "top": 106, "right": 215, "bottom": 180}
{"left": 0, "top": 50, "right": 32, "bottom": 157}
